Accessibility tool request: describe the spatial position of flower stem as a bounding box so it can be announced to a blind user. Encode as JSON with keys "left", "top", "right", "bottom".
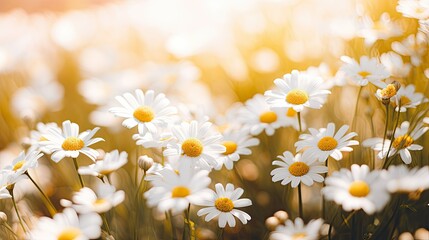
{"left": 297, "top": 112, "right": 303, "bottom": 133}
{"left": 322, "top": 160, "right": 328, "bottom": 220}
{"left": 351, "top": 86, "right": 363, "bottom": 131}
{"left": 381, "top": 104, "right": 390, "bottom": 151}
{"left": 72, "top": 158, "right": 84, "bottom": 188}
{"left": 26, "top": 172, "right": 57, "bottom": 216}
{"left": 101, "top": 213, "right": 112, "bottom": 237}
{"left": 3, "top": 222, "right": 18, "bottom": 239}
{"left": 217, "top": 227, "right": 224, "bottom": 240}
{"left": 10, "top": 190, "right": 26, "bottom": 234}
{"left": 183, "top": 204, "right": 194, "bottom": 240}
{"left": 383, "top": 104, "right": 401, "bottom": 169}
{"left": 134, "top": 171, "right": 147, "bottom": 240}
{"left": 298, "top": 183, "right": 303, "bottom": 219}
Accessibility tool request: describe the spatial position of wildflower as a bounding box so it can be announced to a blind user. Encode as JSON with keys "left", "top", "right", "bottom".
{"left": 397, "top": 0, "right": 429, "bottom": 19}
{"left": 238, "top": 94, "right": 289, "bottom": 136}
{"left": 196, "top": 183, "right": 252, "bottom": 228}
{"left": 61, "top": 183, "right": 125, "bottom": 214}
{"left": 26, "top": 122, "right": 61, "bottom": 154}
{"left": 295, "top": 123, "right": 359, "bottom": 162}
{"left": 391, "top": 84, "right": 425, "bottom": 112}
{"left": 41, "top": 120, "right": 104, "bottom": 162}
{"left": 28, "top": 208, "right": 102, "bottom": 240}
{"left": 144, "top": 167, "right": 211, "bottom": 214}
{"left": 163, "top": 120, "right": 225, "bottom": 170}
{"left": 109, "top": 89, "right": 177, "bottom": 135}
{"left": 270, "top": 218, "right": 324, "bottom": 240}
{"left": 339, "top": 55, "right": 389, "bottom": 88}
{"left": 380, "top": 52, "right": 411, "bottom": 79}
{"left": 264, "top": 70, "right": 331, "bottom": 112}
{"left": 363, "top": 121, "right": 428, "bottom": 164}
{"left": 78, "top": 150, "right": 128, "bottom": 177}
{"left": 358, "top": 13, "right": 402, "bottom": 46}
{"left": 138, "top": 155, "right": 154, "bottom": 172}
{"left": 375, "top": 83, "right": 400, "bottom": 105}
{"left": 392, "top": 33, "right": 427, "bottom": 66}
{"left": 215, "top": 129, "right": 259, "bottom": 170}
{"left": 322, "top": 164, "right": 390, "bottom": 214}
{"left": 382, "top": 165, "right": 429, "bottom": 193}
{"left": 133, "top": 128, "right": 174, "bottom": 149}
{"left": 271, "top": 151, "right": 328, "bottom": 188}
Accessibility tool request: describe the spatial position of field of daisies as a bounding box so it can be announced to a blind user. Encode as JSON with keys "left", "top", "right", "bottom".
{"left": 0, "top": 0, "right": 429, "bottom": 239}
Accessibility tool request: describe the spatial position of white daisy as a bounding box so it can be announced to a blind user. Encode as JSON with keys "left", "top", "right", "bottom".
{"left": 295, "top": 123, "right": 359, "bottom": 162}
{"left": 41, "top": 120, "right": 104, "bottom": 162}
{"left": 391, "top": 84, "right": 425, "bottom": 112}
{"left": 392, "top": 33, "right": 427, "bottom": 66}
{"left": 380, "top": 52, "right": 411, "bottom": 79}
{"left": 0, "top": 173, "right": 14, "bottom": 199}
{"left": 339, "top": 55, "right": 389, "bottom": 88}
{"left": 109, "top": 89, "right": 177, "bottom": 135}
{"left": 78, "top": 150, "right": 128, "bottom": 177}
{"left": 270, "top": 218, "right": 324, "bottom": 240}
{"left": 358, "top": 13, "right": 402, "bottom": 46}
{"left": 144, "top": 167, "right": 211, "bottom": 215}
{"left": 133, "top": 128, "right": 174, "bottom": 149}
{"left": 322, "top": 164, "right": 390, "bottom": 214}
{"left": 382, "top": 165, "right": 429, "bottom": 193}
{"left": 271, "top": 151, "right": 328, "bottom": 188}
{"left": 26, "top": 122, "right": 61, "bottom": 154}
{"left": 214, "top": 129, "right": 260, "bottom": 170}
{"left": 397, "top": 0, "right": 429, "bottom": 19}
{"left": 28, "top": 208, "right": 102, "bottom": 240}
{"left": 196, "top": 183, "right": 252, "bottom": 228}
{"left": 238, "top": 94, "right": 289, "bottom": 136}
{"left": 163, "top": 120, "right": 226, "bottom": 170}
{"left": 2, "top": 150, "right": 43, "bottom": 181}
{"left": 61, "top": 183, "right": 125, "bottom": 214}
{"left": 363, "top": 121, "right": 428, "bottom": 164}
{"left": 264, "top": 70, "right": 331, "bottom": 112}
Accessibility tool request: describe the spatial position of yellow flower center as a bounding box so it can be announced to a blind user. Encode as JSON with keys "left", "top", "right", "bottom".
{"left": 317, "top": 136, "right": 338, "bottom": 151}
{"left": 57, "top": 227, "right": 81, "bottom": 240}
{"left": 259, "top": 111, "right": 278, "bottom": 123}
{"left": 171, "top": 186, "right": 190, "bottom": 198}
{"left": 181, "top": 138, "right": 204, "bottom": 157}
{"left": 288, "top": 162, "right": 310, "bottom": 177}
{"left": 133, "top": 106, "right": 155, "bottom": 122}
{"left": 286, "top": 108, "right": 297, "bottom": 117}
{"left": 94, "top": 198, "right": 107, "bottom": 206}
{"left": 214, "top": 197, "right": 234, "bottom": 212}
{"left": 358, "top": 71, "right": 371, "bottom": 78}
{"left": 222, "top": 141, "right": 238, "bottom": 155}
{"left": 62, "top": 137, "right": 84, "bottom": 151}
{"left": 292, "top": 233, "right": 307, "bottom": 240}
{"left": 380, "top": 84, "right": 397, "bottom": 99}
{"left": 286, "top": 89, "right": 309, "bottom": 105}
{"left": 392, "top": 135, "right": 413, "bottom": 149}
{"left": 349, "top": 180, "right": 370, "bottom": 197}
{"left": 12, "top": 161, "right": 25, "bottom": 171}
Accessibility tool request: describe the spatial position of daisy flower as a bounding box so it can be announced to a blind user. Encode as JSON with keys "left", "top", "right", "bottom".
{"left": 41, "top": 120, "right": 104, "bottom": 162}
{"left": 28, "top": 208, "right": 102, "bottom": 240}
{"left": 133, "top": 128, "right": 174, "bottom": 149}
{"left": 392, "top": 33, "right": 427, "bottom": 66}
{"left": 109, "top": 89, "right": 177, "bottom": 135}
{"left": 271, "top": 151, "right": 328, "bottom": 188}
{"left": 397, "top": 0, "right": 429, "bottom": 19}
{"left": 78, "top": 150, "right": 128, "bottom": 177}
{"left": 238, "top": 94, "right": 289, "bottom": 136}
{"left": 391, "top": 84, "right": 425, "bottom": 112}
{"left": 358, "top": 13, "right": 402, "bottom": 46}
{"left": 144, "top": 167, "right": 211, "bottom": 214}
{"left": 26, "top": 122, "right": 61, "bottom": 154}
{"left": 380, "top": 52, "right": 411, "bottom": 79}
{"left": 61, "top": 183, "right": 125, "bottom": 214}
{"left": 363, "top": 121, "right": 428, "bottom": 164}
{"left": 339, "top": 55, "right": 389, "bottom": 88}
{"left": 2, "top": 150, "right": 43, "bottom": 181}
{"left": 196, "top": 183, "right": 252, "bottom": 228}
{"left": 270, "top": 218, "right": 324, "bottom": 240}
{"left": 295, "top": 123, "right": 359, "bottom": 162}
{"left": 322, "top": 164, "right": 390, "bottom": 214}
{"left": 163, "top": 120, "right": 226, "bottom": 170}
{"left": 382, "top": 165, "right": 429, "bottom": 193}
{"left": 214, "top": 129, "right": 260, "bottom": 170}
{"left": 264, "top": 70, "right": 331, "bottom": 112}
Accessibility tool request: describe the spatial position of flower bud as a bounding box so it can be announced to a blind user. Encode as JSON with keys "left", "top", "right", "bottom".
{"left": 273, "top": 210, "right": 288, "bottom": 223}
{"left": 138, "top": 155, "right": 154, "bottom": 172}
{"left": 265, "top": 217, "right": 280, "bottom": 231}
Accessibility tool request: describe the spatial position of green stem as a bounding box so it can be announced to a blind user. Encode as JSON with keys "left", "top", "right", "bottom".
{"left": 351, "top": 86, "right": 363, "bottom": 132}
{"left": 134, "top": 171, "right": 147, "bottom": 240}
{"left": 217, "top": 227, "right": 224, "bottom": 240}
{"left": 167, "top": 211, "right": 177, "bottom": 240}
{"left": 26, "top": 172, "right": 57, "bottom": 216}
{"left": 10, "top": 190, "right": 26, "bottom": 233}
{"left": 322, "top": 160, "right": 328, "bottom": 220}
{"left": 72, "top": 158, "right": 84, "bottom": 188}
{"left": 383, "top": 104, "right": 401, "bottom": 169}
{"left": 298, "top": 183, "right": 303, "bottom": 219}
{"left": 381, "top": 104, "right": 389, "bottom": 151}
{"left": 101, "top": 213, "right": 112, "bottom": 237}
{"left": 297, "top": 112, "right": 303, "bottom": 133}
{"left": 3, "top": 222, "right": 18, "bottom": 239}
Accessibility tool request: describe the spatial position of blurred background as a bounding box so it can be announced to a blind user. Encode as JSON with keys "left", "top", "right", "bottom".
{"left": 0, "top": 0, "right": 428, "bottom": 239}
